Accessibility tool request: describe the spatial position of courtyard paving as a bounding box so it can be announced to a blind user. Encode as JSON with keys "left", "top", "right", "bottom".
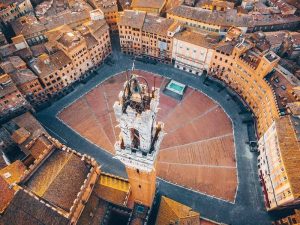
{"left": 36, "top": 35, "right": 277, "bottom": 224}
{"left": 58, "top": 70, "right": 237, "bottom": 202}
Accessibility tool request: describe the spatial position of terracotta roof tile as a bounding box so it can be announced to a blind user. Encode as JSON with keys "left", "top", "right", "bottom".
{"left": 156, "top": 196, "right": 200, "bottom": 225}
{"left": 11, "top": 127, "right": 31, "bottom": 145}
{"left": 131, "top": 0, "right": 166, "bottom": 9}
{"left": 10, "top": 69, "right": 38, "bottom": 86}
{"left": 0, "top": 74, "right": 19, "bottom": 98}
{"left": 28, "top": 135, "right": 53, "bottom": 159}
{"left": 94, "top": 173, "right": 130, "bottom": 206}
{"left": 11, "top": 15, "right": 46, "bottom": 37}
{"left": 77, "top": 193, "right": 108, "bottom": 225}
{"left": 24, "top": 149, "right": 90, "bottom": 212}
{"left": 276, "top": 116, "right": 300, "bottom": 197}
{"left": 118, "top": 10, "right": 146, "bottom": 29}
{"left": 0, "top": 189, "right": 69, "bottom": 225}
{"left": 0, "top": 176, "right": 15, "bottom": 213}
{"left": 142, "top": 14, "right": 177, "bottom": 36}
{"left": 168, "top": 5, "right": 250, "bottom": 27}
{"left": 174, "top": 30, "right": 219, "bottom": 48}
{"left": 0, "top": 160, "right": 26, "bottom": 185}
{"left": 29, "top": 51, "right": 72, "bottom": 79}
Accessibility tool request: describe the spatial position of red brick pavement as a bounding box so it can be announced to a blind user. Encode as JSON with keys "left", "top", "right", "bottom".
{"left": 58, "top": 70, "right": 237, "bottom": 202}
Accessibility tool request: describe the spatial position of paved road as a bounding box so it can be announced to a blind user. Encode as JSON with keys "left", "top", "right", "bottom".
{"left": 36, "top": 35, "right": 277, "bottom": 225}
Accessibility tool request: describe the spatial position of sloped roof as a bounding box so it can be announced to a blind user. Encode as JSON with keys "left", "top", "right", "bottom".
{"left": 168, "top": 5, "right": 250, "bottom": 27}
{"left": 174, "top": 30, "right": 219, "bottom": 48}
{"left": 0, "top": 176, "right": 15, "bottom": 213}
{"left": 77, "top": 194, "right": 108, "bottom": 225}
{"left": 276, "top": 116, "right": 300, "bottom": 197}
{"left": 0, "top": 189, "right": 69, "bottom": 225}
{"left": 0, "top": 160, "right": 26, "bottom": 185}
{"left": 84, "top": 19, "right": 109, "bottom": 41}
{"left": 29, "top": 51, "right": 72, "bottom": 78}
{"left": 0, "top": 74, "right": 19, "bottom": 98}
{"left": 11, "top": 127, "right": 31, "bottom": 145}
{"left": 94, "top": 173, "right": 130, "bottom": 206}
{"left": 24, "top": 149, "right": 90, "bottom": 212}
{"left": 162, "top": 196, "right": 199, "bottom": 218}
{"left": 143, "top": 14, "right": 176, "bottom": 36}
{"left": 28, "top": 134, "right": 53, "bottom": 159}
{"left": 215, "top": 40, "right": 237, "bottom": 54}
{"left": 118, "top": 10, "right": 146, "bottom": 29}
{"left": 11, "top": 15, "right": 46, "bottom": 37}
{"left": 287, "top": 102, "right": 300, "bottom": 115}
{"left": 156, "top": 196, "right": 200, "bottom": 225}
{"left": 131, "top": 0, "right": 166, "bottom": 9}
{"left": 10, "top": 69, "right": 38, "bottom": 86}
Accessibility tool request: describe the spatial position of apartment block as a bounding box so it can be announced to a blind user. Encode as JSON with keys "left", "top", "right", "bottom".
{"left": 0, "top": 0, "right": 33, "bottom": 24}
{"left": 167, "top": 5, "right": 249, "bottom": 35}
{"left": 10, "top": 69, "right": 47, "bottom": 105}
{"left": 11, "top": 9, "right": 91, "bottom": 46}
{"left": 210, "top": 38, "right": 280, "bottom": 136}
{"left": 131, "top": 0, "right": 167, "bottom": 15}
{"left": 29, "top": 51, "right": 74, "bottom": 97}
{"left": 80, "top": 13, "right": 112, "bottom": 66}
{"left": 167, "top": 5, "right": 300, "bottom": 34}
{"left": 0, "top": 74, "right": 28, "bottom": 116}
{"left": 172, "top": 30, "right": 219, "bottom": 75}
{"left": 258, "top": 116, "right": 300, "bottom": 210}
{"left": 273, "top": 209, "right": 300, "bottom": 225}
{"left": 89, "top": 1, "right": 118, "bottom": 31}
{"left": 118, "top": 10, "right": 181, "bottom": 63}
{"left": 1, "top": 56, "right": 46, "bottom": 105}
{"left": 29, "top": 14, "right": 111, "bottom": 97}
{"left": 56, "top": 30, "right": 94, "bottom": 79}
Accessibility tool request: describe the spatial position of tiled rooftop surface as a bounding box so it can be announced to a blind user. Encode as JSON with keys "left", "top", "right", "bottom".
{"left": 10, "top": 69, "right": 38, "bottom": 86}
{"left": 0, "top": 176, "right": 15, "bottom": 213}
{"left": 0, "top": 74, "right": 18, "bottom": 98}
{"left": 168, "top": 5, "right": 250, "bottom": 27}
{"left": 131, "top": 0, "right": 166, "bottom": 9}
{"left": 156, "top": 196, "right": 199, "bottom": 225}
{"left": 0, "top": 189, "right": 69, "bottom": 225}
{"left": 10, "top": 112, "right": 48, "bottom": 155}
{"left": 94, "top": 173, "right": 130, "bottom": 206}
{"left": 28, "top": 134, "right": 53, "bottom": 159}
{"left": 276, "top": 116, "right": 300, "bottom": 197}
{"left": 143, "top": 14, "right": 176, "bottom": 36}
{"left": 29, "top": 51, "right": 72, "bottom": 78}
{"left": 168, "top": 5, "right": 300, "bottom": 27}
{"left": 118, "top": 10, "right": 146, "bottom": 29}
{"left": 174, "top": 30, "right": 219, "bottom": 48}
{"left": 77, "top": 193, "right": 108, "bottom": 225}
{"left": 0, "top": 160, "right": 26, "bottom": 185}
{"left": 24, "top": 149, "right": 90, "bottom": 212}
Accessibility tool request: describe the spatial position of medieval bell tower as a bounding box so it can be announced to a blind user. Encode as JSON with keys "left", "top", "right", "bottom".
{"left": 113, "top": 72, "right": 165, "bottom": 207}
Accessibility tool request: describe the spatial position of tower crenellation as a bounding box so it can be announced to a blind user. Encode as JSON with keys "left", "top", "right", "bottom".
{"left": 114, "top": 72, "right": 165, "bottom": 206}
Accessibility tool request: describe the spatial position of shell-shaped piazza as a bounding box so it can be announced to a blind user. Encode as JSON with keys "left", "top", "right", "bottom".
{"left": 58, "top": 70, "right": 237, "bottom": 202}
